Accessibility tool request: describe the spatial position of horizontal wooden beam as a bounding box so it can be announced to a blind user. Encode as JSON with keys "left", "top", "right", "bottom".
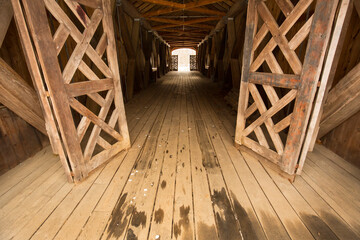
{"left": 188, "top": 7, "right": 226, "bottom": 16}
{"left": 147, "top": 16, "right": 220, "bottom": 25}
{"left": 74, "top": 0, "right": 101, "bottom": 8}
{"left": 143, "top": 0, "right": 225, "bottom": 17}
{"left": 141, "top": 0, "right": 224, "bottom": 10}
{"left": 65, "top": 79, "right": 114, "bottom": 97}
{"left": 198, "top": 0, "right": 247, "bottom": 45}
{"left": 249, "top": 72, "right": 301, "bottom": 89}
{"left": 154, "top": 23, "right": 213, "bottom": 30}
{"left": 117, "top": 0, "right": 169, "bottom": 46}
{"left": 319, "top": 62, "right": 360, "bottom": 137}
{"left": 0, "top": 58, "right": 47, "bottom": 135}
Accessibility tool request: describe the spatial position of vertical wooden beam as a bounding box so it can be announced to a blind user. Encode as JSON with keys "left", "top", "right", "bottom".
{"left": 102, "top": 0, "right": 130, "bottom": 148}
{"left": 143, "top": 30, "right": 153, "bottom": 87}
{"left": 297, "top": 0, "right": 353, "bottom": 173}
{"left": 281, "top": 0, "right": 339, "bottom": 174}
{"left": 21, "top": 0, "right": 86, "bottom": 181}
{"left": 11, "top": 0, "right": 72, "bottom": 182}
{"left": 235, "top": 0, "right": 257, "bottom": 144}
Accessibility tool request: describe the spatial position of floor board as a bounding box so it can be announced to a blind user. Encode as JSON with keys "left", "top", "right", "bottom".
{"left": 0, "top": 72, "right": 359, "bottom": 240}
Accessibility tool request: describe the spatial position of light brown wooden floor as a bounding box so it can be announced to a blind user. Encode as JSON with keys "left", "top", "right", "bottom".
{"left": 0, "top": 72, "right": 359, "bottom": 240}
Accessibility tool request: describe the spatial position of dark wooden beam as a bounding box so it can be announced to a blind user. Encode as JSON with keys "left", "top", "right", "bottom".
{"left": 143, "top": 0, "right": 225, "bottom": 17}
{"left": 0, "top": 0, "right": 13, "bottom": 47}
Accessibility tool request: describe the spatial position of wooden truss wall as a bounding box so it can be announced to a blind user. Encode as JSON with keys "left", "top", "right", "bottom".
{"left": 171, "top": 55, "right": 178, "bottom": 71}
{"left": 12, "top": 0, "right": 131, "bottom": 182}
{"left": 235, "top": 0, "right": 338, "bottom": 175}
{"left": 190, "top": 55, "right": 197, "bottom": 71}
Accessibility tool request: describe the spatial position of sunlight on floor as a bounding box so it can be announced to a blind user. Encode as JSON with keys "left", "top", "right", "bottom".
{"left": 172, "top": 48, "right": 196, "bottom": 72}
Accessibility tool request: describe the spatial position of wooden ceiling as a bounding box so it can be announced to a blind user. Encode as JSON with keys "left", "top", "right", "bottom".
{"left": 128, "top": 0, "right": 236, "bottom": 49}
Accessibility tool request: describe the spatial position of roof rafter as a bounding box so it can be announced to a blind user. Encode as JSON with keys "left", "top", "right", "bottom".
{"left": 154, "top": 23, "right": 213, "bottom": 30}
{"left": 147, "top": 16, "right": 220, "bottom": 25}
{"left": 142, "top": 0, "right": 226, "bottom": 17}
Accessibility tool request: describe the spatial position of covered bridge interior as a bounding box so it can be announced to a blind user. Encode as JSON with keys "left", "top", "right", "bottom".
{"left": 0, "top": 0, "right": 359, "bottom": 239}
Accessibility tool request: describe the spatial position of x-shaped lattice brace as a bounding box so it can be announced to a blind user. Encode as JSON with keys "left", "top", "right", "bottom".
{"left": 47, "top": 0, "right": 125, "bottom": 161}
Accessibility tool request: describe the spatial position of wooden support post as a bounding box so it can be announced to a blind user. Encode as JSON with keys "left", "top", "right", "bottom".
{"left": 118, "top": 8, "right": 140, "bottom": 100}
{"left": 235, "top": 0, "right": 257, "bottom": 144}
{"left": 227, "top": 18, "right": 239, "bottom": 88}
{"left": 143, "top": 30, "right": 153, "bottom": 87}
{"left": 281, "top": 0, "right": 339, "bottom": 174}
{"left": 215, "top": 29, "right": 226, "bottom": 82}
{"left": 297, "top": 0, "right": 353, "bottom": 173}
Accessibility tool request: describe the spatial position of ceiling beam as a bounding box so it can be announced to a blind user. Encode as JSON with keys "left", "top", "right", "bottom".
{"left": 147, "top": 16, "right": 220, "bottom": 25}
{"left": 157, "top": 28, "right": 209, "bottom": 33}
{"left": 199, "top": 0, "right": 247, "bottom": 45}
{"left": 116, "top": 0, "right": 169, "bottom": 46}
{"left": 143, "top": 0, "right": 226, "bottom": 17}
{"left": 154, "top": 23, "right": 213, "bottom": 30}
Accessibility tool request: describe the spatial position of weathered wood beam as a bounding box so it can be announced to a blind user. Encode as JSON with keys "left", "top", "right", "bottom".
{"left": 249, "top": 72, "right": 300, "bottom": 89}
{"left": 198, "top": 0, "right": 247, "bottom": 45}
{"left": 117, "top": 0, "right": 169, "bottom": 46}
{"left": 143, "top": 2, "right": 225, "bottom": 17}
{"left": 0, "top": 0, "right": 13, "bottom": 47}
{"left": 0, "top": 58, "right": 46, "bottom": 135}
{"left": 147, "top": 16, "right": 220, "bottom": 26}
{"left": 297, "top": 0, "right": 353, "bottom": 172}
{"left": 154, "top": 23, "right": 213, "bottom": 30}
{"left": 187, "top": 7, "right": 226, "bottom": 16}
{"left": 141, "top": 0, "right": 224, "bottom": 10}
{"left": 318, "top": 62, "right": 360, "bottom": 137}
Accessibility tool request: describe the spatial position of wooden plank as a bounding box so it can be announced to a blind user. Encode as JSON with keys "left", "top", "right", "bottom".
{"left": 298, "top": 0, "right": 353, "bottom": 170}
{"left": 191, "top": 98, "right": 242, "bottom": 240}
{"left": 241, "top": 150, "right": 314, "bottom": 240}
{"left": 190, "top": 78, "right": 268, "bottom": 240}
{"left": 62, "top": 9, "right": 103, "bottom": 84}
{"left": 65, "top": 78, "right": 113, "bottom": 97}
{"left": 142, "top": 0, "right": 224, "bottom": 17}
{"left": 121, "top": 80, "right": 178, "bottom": 240}
{"left": 249, "top": 72, "right": 300, "bottom": 89}
{"left": 299, "top": 171, "right": 360, "bottom": 236}
{"left": 73, "top": 0, "right": 101, "bottom": 9}
{"left": 250, "top": 0, "right": 314, "bottom": 72}
{"left": 186, "top": 80, "right": 218, "bottom": 240}
{"left": 44, "top": 0, "right": 112, "bottom": 78}
{"left": 235, "top": 0, "right": 257, "bottom": 144}
{"left": 318, "top": 62, "right": 360, "bottom": 137}
{"left": 147, "top": 77, "right": 182, "bottom": 240}
{"left": 257, "top": 1, "right": 303, "bottom": 74}
{"left": 294, "top": 175, "right": 360, "bottom": 239}
{"left": 281, "top": 0, "right": 339, "bottom": 174}
{"left": 102, "top": 0, "right": 130, "bottom": 148}
{"left": 78, "top": 80, "right": 176, "bottom": 240}
{"left": 0, "top": 0, "right": 13, "bottom": 47}
{"left": 0, "top": 58, "right": 46, "bottom": 135}
{"left": 171, "top": 79, "right": 195, "bottom": 240}
{"left": 193, "top": 76, "right": 290, "bottom": 240}
{"left": 265, "top": 164, "right": 341, "bottom": 240}
{"left": 314, "top": 144, "right": 360, "bottom": 181}
{"left": 29, "top": 167, "right": 104, "bottom": 240}
{"left": 21, "top": 0, "right": 87, "bottom": 181}
{"left": 17, "top": 73, "right": 175, "bottom": 240}
{"left": 1, "top": 171, "right": 68, "bottom": 239}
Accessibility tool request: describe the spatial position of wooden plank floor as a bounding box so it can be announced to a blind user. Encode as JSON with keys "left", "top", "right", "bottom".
{"left": 0, "top": 72, "right": 359, "bottom": 240}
